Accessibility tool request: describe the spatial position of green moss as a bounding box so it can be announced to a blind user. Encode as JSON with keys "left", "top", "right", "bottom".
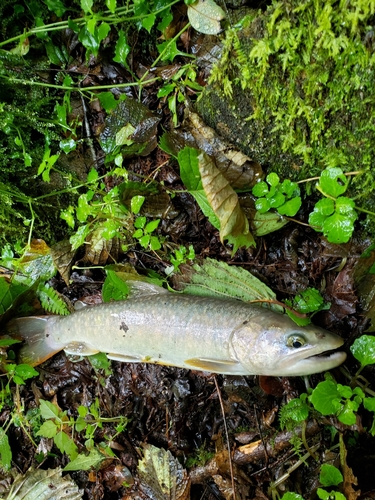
{"left": 196, "top": 0, "right": 375, "bottom": 232}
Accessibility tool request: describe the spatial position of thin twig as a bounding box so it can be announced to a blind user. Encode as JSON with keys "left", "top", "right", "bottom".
{"left": 213, "top": 376, "right": 237, "bottom": 500}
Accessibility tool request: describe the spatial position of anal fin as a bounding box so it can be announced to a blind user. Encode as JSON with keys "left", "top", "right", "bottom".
{"left": 184, "top": 358, "right": 241, "bottom": 374}
{"left": 64, "top": 342, "right": 100, "bottom": 356}
{"left": 107, "top": 353, "right": 142, "bottom": 362}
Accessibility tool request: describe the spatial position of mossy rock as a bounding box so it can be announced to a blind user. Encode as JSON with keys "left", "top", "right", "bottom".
{"left": 196, "top": 0, "right": 375, "bottom": 232}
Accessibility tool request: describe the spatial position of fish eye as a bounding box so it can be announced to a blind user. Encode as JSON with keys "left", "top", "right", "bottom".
{"left": 287, "top": 334, "right": 306, "bottom": 349}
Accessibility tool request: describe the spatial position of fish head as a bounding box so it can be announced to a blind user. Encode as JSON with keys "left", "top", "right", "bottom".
{"left": 230, "top": 313, "right": 346, "bottom": 376}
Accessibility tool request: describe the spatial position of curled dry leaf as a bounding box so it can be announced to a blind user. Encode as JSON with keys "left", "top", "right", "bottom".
{"left": 198, "top": 152, "right": 255, "bottom": 254}
{"left": 137, "top": 444, "right": 190, "bottom": 500}
{"left": 4, "top": 467, "right": 83, "bottom": 500}
{"left": 50, "top": 240, "right": 76, "bottom": 286}
{"left": 187, "top": 0, "right": 225, "bottom": 35}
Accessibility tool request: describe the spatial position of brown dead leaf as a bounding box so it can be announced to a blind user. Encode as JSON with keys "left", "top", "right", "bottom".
{"left": 340, "top": 433, "right": 360, "bottom": 500}
{"left": 198, "top": 152, "right": 255, "bottom": 253}
{"left": 50, "top": 240, "right": 76, "bottom": 286}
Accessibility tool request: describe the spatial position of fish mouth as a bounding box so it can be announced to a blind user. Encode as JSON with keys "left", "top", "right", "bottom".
{"left": 285, "top": 350, "right": 347, "bottom": 376}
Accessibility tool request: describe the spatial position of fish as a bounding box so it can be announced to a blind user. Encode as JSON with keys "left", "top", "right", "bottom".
{"left": 5, "top": 281, "right": 346, "bottom": 376}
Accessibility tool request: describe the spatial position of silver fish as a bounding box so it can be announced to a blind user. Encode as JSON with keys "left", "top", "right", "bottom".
{"left": 7, "top": 282, "right": 346, "bottom": 376}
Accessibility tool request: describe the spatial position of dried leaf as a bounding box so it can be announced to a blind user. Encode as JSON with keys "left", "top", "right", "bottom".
{"left": 187, "top": 0, "right": 225, "bottom": 35}
{"left": 5, "top": 467, "right": 83, "bottom": 500}
{"left": 50, "top": 240, "right": 76, "bottom": 286}
{"left": 340, "top": 434, "right": 360, "bottom": 500}
{"left": 137, "top": 444, "right": 190, "bottom": 500}
{"left": 198, "top": 152, "right": 255, "bottom": 254}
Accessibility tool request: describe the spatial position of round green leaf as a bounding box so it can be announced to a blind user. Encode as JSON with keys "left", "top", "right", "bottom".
{"left": 255, "top": 197, "right": 271, "bottom": 213}
{"left": 320, "top": 464, "right": 343, "bottom": 487}
{"left": 322, "top": 212, "right": 355, "bottom": 243}
{"left": 313, "top": 198, "right": 335, "bottom": 216}
{"left": 277, "top": 196, "right": 302, "bottom": 216}
{"left": 269, "top": 191, "right": 285, "bottom": 208}
{"left": 319, "top": 167, "right": 349, "bottom": 197}
{"left": 266, "top": 172, "right": 280, "bottom": 187}
{"left": 350, "top": 335, "right": 375, "bottom": 368}
{"left": 252, "top": 181, "right": 269, "bottom": 197}
{"left": 310, "top": 380, "right": 341, "bottom": 415}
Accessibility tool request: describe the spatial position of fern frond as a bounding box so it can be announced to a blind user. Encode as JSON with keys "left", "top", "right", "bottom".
{"left": 36, "top": 283, "right": 70, "bottom": 315}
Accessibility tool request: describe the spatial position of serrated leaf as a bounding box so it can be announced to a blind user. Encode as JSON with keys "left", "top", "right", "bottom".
{"left": 63, "top": 448, "right": 105, "bottom": 471}
{"left": 180, "top": 258, "right": 283, "bottom": 312}
{"left": 138, "top": 444, "right": 190, "bottom": 500}
{"left": 187, "top": 0, "right": 225, "bottom": 35}
{"left": 97, "top": 91, "right": 118, "bottom": 113}
{"left": 198, "top": 152, "right": 255, "bottom": 254}
{"left": 55, "top": 431, "right": 78, "bottom": 461}
{"left": 37, "top": 420, "right": 58, "bottom": 439}
{"left": 157, "top": 40, "right": 189, "bottom": 63}
{"left": 15, "top": 364, "right": 39, "bottom": 380}
{"left": 39, "top": 400, "right": 60, "bottom": 420}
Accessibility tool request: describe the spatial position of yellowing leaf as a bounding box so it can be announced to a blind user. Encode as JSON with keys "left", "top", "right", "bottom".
{"left": 138, "top": 444, "right": 190, "bottom": 500}
{"left": 187, "top": 0, "right": 225, "bottom": 35}
{"left": 198, "top": 152, "right": 255, "bottom": 254}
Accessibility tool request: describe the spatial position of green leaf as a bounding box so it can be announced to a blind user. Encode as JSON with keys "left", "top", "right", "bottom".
{"left": 80, "top": 0, "right": 93, "bottom": 14}
{"left": 106, "top": 0, "right": 116, "bottom": 13}
{"left": 266, "top": 172, "right": 280, "bottom": 187}
{"left": 134, "top": 216, "right": 146, "bottom": 229}
{"left": 142, "top": 13, "right": 156, "bottom": 33}
{"left": 70, "top": 224, "right": 91, "bottom": 251}
{"left": 309, "top": 380, "right": 341, "bottom": 415}
{"left": 63, "top": 448, "right": 105, "bottom": 471}
{"left": 97, "top": 22, "right": 110, "bottom": 43}
{"left": 157, "top": 83, "right": 175, "bottom": 98}
{"left": 97, "top": 91, "right": 118, "bottom": 113}
{"left": 255, "top": 198, "right": 271, "bottom": 213}
{"left": 319, "top": 167, "right": 349, "bottom": 197}
{"left": 0, "top": 429, "right": 12, "bottom": 470}
{"left": 269, "top": 191, "right": 285, "bottom": 208}
{"left": 281, "top": 494, "right": 304, "bottom": 500}
{"left": 87, "top": 168, "right": 99, "bottom": 183}
{"left": 15, "top": 364, "right": 39, "bottom": 381}
{"left": 317, "top": 489, "right": 346, "bottom": 500}
{"left": 150, "top": 236, "right": 162, "bottom": 251}
{"left": 55, "top": 431, "right": 78, "bottom": 460}
{"left": 178, "top": 147, "right": 202, "bottom": 191}
{"left": 139, "top": 234, "right": 150, "bottom": 248}
{"left": 277, "top": 196, "right": 302, "bottom": 216}
{"left": 0, "top": 339, "right": 20, "bottom": 347}
{"left": 145, "top": 219, "right": 160, "bottom": 234}
{"left": 39, "top": 400, "right": 60, "bottom": 420}
{"left": 320, "top": 464, "right": 343, "bottom": 487}
{"left": 37, "top": 420, "right": 58, "bottom": 439}
{"left": 252, "top": 181, "right": 269, "bottom": 197}
{"left": 45, "top": 0, "right": 67, "bottom": 16}
{"left": 293, "top": 288, "right": 325, "bottom": 313}
{"left": 113, "top": 29, "right": 130, "bottom": 65}
{"left": 88, "top": 352, "right": 112, "bottom": 374}
{"left": 350, "top": 335, "right": 375, "bottom": 368}
{"left": 322, "top": 211, "right": 356, "bottom": 244}
{"left": 60, "top": 138, "right": 76, "bottom": 154}
{"left": 131, "top": 195, "right": 145, "bottom": 214}
{"left": 157, "top": 40, "right": 189, "bottom": 63}
{"left": 102, "top": 269, "right": 130, "bottom": 302}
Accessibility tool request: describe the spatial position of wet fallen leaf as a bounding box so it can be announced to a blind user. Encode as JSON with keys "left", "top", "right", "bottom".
{"left": 198, "top": 152, "right": 256, "bottom": 254}
{"left": 137, "top": 444, "right": 190, "bottom": 500}
{"left": 4, "top": 467, "right": 83, "bottom": 499}
{"left": 187, "top": 0, "right": 225, "bottom": 35}
{"left": 174, "top": 257, "right": 283, "bottom": 313}
{"left": 50, "top": 240, "right": 77, "bottom": 286}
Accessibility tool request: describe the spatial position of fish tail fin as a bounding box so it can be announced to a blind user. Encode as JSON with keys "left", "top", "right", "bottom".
{"left": 6, "top": 316, "right": 64, "bottom": 367}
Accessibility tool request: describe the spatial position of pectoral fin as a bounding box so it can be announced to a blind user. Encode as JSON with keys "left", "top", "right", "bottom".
{"left": 64, "top": 342, "right": 100, "bottom": 356}
{"left": 184, "top": 358, "right": 241, "bottom": 374}
{"left": 107, "top": 353, "right": 142, "bottom": 362}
